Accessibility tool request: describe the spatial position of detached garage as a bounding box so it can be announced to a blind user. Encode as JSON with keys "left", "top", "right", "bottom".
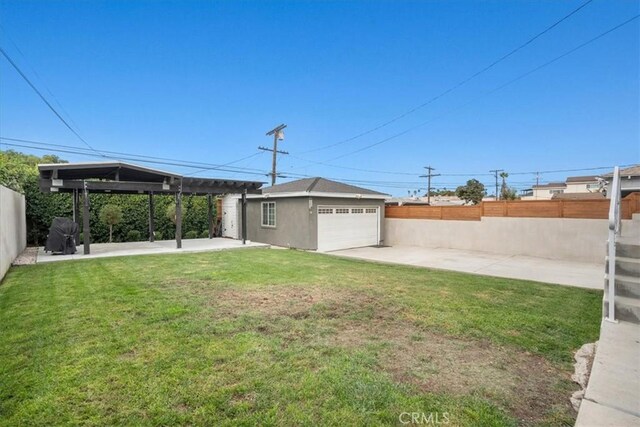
{"left": 245, "top": 177, "right": 387, "bottom": 251}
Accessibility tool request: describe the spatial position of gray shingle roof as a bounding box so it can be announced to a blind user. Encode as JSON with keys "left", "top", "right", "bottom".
{"left": 566, "top": 175, "right": 599, "bottom": 183}
{"left": 263, "top": 177, "right": 387, "bottom": 196}
{"left": 533, "top": 182, "right": 566, "bottom": 189}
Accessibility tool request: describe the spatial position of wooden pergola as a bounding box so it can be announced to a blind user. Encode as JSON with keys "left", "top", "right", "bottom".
{"left": 38, "top": 161, "right": 263, "bottom": 255}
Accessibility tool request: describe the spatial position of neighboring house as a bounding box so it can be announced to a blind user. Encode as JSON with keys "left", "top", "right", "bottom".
{"left": 525, "top": 182, "right": 567, "bottom": 200}
{"left": 386, "top": 195, "right": 464, "bottom": 206}
{"left": 601, "top": 165, "right": 640, "bottom": 198}
{"left": 386, "top": 197, "right": 430, "bottom": 206}
{"left": 522, "top": 175, "right": 603, "bottom": 200}
{"left": 565, "top": 175, "right": 602, "bottom": 193}
{"left": 551, "top": 192, "right": 605, "bottom": 200}
{"left": 245, "top": 177, "right": 388, "bottom": 252}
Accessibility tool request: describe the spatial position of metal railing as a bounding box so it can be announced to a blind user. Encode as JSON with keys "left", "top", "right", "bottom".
{"left": 606, "top": 166, "right": 621, "bottom": 323}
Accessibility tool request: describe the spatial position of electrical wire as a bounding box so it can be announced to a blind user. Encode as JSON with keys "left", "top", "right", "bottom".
{"left": 291, "top": 14, "right": 639, "bottom": 169}
{"left": 298, "top": 0, "right": 594, "bottom": 155}
{"left": 0, "top": 136, "right": 268, "bottom": 175}
{"left": 0, "top": 47, "right": 104, "bottom": 157}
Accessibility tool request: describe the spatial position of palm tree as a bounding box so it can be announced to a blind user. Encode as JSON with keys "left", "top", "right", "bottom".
{"left": 499, "top": 172, "right": 509, "bottom": 200}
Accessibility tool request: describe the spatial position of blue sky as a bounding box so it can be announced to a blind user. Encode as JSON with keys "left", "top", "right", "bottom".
{"left": 1, "top": 0, "right": 638, "bottom": 195}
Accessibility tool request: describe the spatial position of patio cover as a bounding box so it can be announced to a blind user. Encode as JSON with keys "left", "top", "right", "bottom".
{"left": 38, "top": 161, "right": 264, "bottom": 255}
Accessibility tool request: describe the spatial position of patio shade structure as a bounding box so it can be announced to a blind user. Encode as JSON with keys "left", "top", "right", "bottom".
{"left": 38, "top": 161, "right": 263, "bottom": 255}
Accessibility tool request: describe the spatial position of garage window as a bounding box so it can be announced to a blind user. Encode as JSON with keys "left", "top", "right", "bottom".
{"left": 351, "top": 208, "right": 364, "bottom": 214}
{"left": 365, "top": 208, "right": 377, "bottom": 214}
{"left": 261, "top": 202, "right": 276, "bottom": 227}
{"left": 318, "top": 208, "right": 333, "bottom": 214}
{"left": 335, "top": 208, "right": 350, "bottom": 214}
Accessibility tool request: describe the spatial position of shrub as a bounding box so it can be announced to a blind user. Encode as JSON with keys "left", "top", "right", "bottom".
{"left": 185, "top": 230, "right": 198, "bottom": 239}
{"left": 99, "top": 204, "right": 123, "bottom": 243}
{"left": 153, "top": 231, "right": 163, "bottom": 241}
{"left": 126, "top": 230, "right": 142, "bottom": 242}
{"left": 199, "top": 230, "right": 210, "bottom": 239}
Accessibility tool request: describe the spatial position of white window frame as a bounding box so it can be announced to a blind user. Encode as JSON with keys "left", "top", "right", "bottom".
{"left": 261, "top": 201, "right": 276, "bottom": 228}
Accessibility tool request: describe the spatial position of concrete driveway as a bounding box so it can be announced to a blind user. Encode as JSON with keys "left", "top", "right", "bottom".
{"left": 329, "top": 245, "right": 603, "bottom": 289}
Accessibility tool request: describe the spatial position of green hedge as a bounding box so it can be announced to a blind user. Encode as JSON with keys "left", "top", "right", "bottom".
{"left": 1, "top": 150, "right": 216, "bottom": 245}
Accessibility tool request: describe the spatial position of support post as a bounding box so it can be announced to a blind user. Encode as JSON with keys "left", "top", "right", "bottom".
{"left": 175, "top": 183, "right": 182, "bottom": 249}
{"left": 82, "top": 181, "right": 90, "bottom": 255}
{"left": 241, "top": 190, "right": 247, "bottom": 245}
{"left": 207, "top": 194, "right": 214, "bottom": 239}
{"left": 149, "top": 192, "right": 155, "bottom": 242}
{"left": 72, "top": 189, "right": 80, "bottom": 244}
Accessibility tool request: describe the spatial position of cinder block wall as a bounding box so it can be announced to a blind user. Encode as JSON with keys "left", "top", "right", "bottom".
{"left": 1, "top": 186, "right": 27, "bottom": 280}
{"left": 384, "top": 216, "right": 623, "bottom": 263}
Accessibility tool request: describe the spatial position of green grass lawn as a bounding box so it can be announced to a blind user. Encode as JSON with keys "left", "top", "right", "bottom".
{"left": 0, "top": 249, "right": 602, "bottom": 426}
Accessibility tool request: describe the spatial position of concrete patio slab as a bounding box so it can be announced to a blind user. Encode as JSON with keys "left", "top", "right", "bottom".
{"left": 37, "top": 238, "right": 269, "bottom": 263}
{"left": 328, "top": 245, "right": 603, "bottom": 288}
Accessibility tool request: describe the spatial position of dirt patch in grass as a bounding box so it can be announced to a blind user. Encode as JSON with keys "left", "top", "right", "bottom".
{"left": 331, "top": 321, "right": 571, "bottom": 425}
{"left": 209, "top": 286, "right": 574, "bottom": 425}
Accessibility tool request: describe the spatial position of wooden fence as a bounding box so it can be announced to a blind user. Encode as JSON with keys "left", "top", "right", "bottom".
{"left": 386, "top": 192, "right": 640, "bottom": 221}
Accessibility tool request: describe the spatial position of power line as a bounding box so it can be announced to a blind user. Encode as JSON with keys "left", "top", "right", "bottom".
{"left": 0, "top": 47, "right": 103, "bottom": 157}
{"left": 0, "top": 25, "right": 82, "bottom": 131}
{"left": 0, "top": 140, "right": 270, "bottom": 178}
{"left": 298, "top": 0, "right": 594, "bottom": 155}
{"left": 292, "top": 14, "right": 639, "bottom": 168}
{"left": 2, "top": 136, "right": 631, "bottom": 186}
{"left": 0, "top": 136, "right": 268, "bottom": 174}
{"left": 185, "top": 152, "right": 265, "bottom": 176}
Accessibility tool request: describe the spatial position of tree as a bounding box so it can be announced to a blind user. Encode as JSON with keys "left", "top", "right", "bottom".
{"left": 455, "top": 179, "right": 486, "bottom": 205}
{"left": 499, "top": 172, "right": 519, "bottom": 200}
{"left": 99, "top": 204, "right": 123, "bottom": 243}
{"left": 0, "top": 150, "right": 71, "bottom": 244}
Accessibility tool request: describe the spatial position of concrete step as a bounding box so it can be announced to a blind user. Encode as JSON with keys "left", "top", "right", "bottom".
{"left": 616, "top": 242, "right": 640, "bottom": 258}
{"left": 603, "top": 295, "right": 640, "bottom": 324}
{"left": 605, "top": 274, "right": 640, "bottom": 299}
{"left": 605, "top": 256, "right": 640, "bottom": 276}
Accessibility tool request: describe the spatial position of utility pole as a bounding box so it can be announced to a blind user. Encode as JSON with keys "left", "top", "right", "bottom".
{"left": 259, "top": 123, "right": 288, "bottom": 186}
{"left": 490, "top": 169, "right": 504, "bottom": 200}
{"left": 419, "top": 166, "right": 440, "bottom": 205}
{"left": 535, "top": 171, "right": 540, "bottom": 200}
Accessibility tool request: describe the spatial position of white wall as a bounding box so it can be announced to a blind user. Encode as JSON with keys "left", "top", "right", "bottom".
{"left": 384, "top": 216, "right": 628, "bottom": 263}
{"left": 1, "top": 185, "right": 27, "bottom": 280}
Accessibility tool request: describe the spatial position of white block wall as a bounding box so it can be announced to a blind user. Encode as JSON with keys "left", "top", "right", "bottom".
{"left": 1, "top": 185, "right": 27, "bottom": 281}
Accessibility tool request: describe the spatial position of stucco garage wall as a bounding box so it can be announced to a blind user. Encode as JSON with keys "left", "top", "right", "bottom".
{"left": 1, "top": 185, "right": 27, "bottom": 281}
{"left": 246, "top": 196, "right": 386, "bottom": 250}
{"left": 385, "top": 216, "right": 617, "bottom": 263}
{"left": 246, "top": 198, "right": 314, "bottom": 249}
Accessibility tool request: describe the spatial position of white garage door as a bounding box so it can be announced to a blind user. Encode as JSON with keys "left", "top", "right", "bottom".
{"left": 317, "top": 206, "right": 379, "bottom": 252}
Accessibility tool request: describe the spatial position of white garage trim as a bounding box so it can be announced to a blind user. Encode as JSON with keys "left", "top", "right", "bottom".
{"left": 317, "top": 205, "right": 380, "bottom": 252}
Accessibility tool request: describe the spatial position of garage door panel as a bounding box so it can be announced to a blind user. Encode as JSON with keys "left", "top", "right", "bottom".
{"left": 317, "top": 206, "right": 379, "bottom": 252}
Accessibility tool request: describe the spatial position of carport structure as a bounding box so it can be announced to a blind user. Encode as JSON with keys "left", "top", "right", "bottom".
{"left": 38, "top": 161, "right": 263, "bottom": 255}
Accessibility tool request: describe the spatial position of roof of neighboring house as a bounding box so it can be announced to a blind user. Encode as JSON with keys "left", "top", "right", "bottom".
{"left": 262, "top": 177, "right": 387, "bottom": 196}
{"left": 533, "top": 182, "right": 567, "bottom": 189}
{"left": 551, "top": 192, "right": 605, "bottom": 200}
{"left": 566, "top": 175, "right": 599, "bottom": 183}
{"left": 601, "top": 165, "right": 640, "bottom": 178}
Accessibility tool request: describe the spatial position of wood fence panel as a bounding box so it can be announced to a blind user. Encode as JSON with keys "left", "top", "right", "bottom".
{"left": 441, "top": 205, "right": 482, "bottom": 220}
{"left": 481, "top": 202, "right": 506, "bottom": 217}
{"left": 385, "top": 192, "right": 640, "bottom": 221}
{"left": 503, "top": 201, "right": 560, "bottom": 218}
{"left": 562, "top": 200, "right": 609, "bottom": 219}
